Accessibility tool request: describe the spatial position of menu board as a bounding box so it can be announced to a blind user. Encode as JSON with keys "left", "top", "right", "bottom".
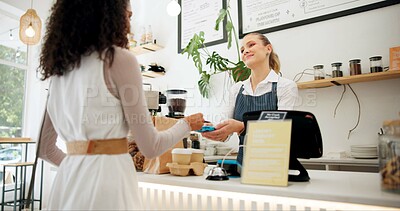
{"left": 178, "top": 0, "right": 227, "bottom": 53}
{"left": 241, "top": 120, "right": 292, "bottom": 187}
{"left": 238, "top": 0, "right": 400, "bottom": 37}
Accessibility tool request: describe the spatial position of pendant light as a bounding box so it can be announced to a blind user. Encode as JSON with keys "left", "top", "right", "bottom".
{"left": 19, "top": 0, "right": 42, "bottom": 45}
{"left": 167, "top": 0, "right": 181, "bottom": 16}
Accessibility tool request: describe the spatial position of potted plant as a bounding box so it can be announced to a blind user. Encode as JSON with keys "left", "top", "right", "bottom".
{"left": 181, "top": 0, "right": 250, "bottom": 98}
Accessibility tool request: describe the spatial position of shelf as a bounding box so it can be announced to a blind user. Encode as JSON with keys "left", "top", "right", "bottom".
{"left": 142, "top": 71, "right": 165, "bottom": 78}
{"left": 0, "top": 137, "right": 34, "bottom": 144}
{"left": 299, "top": 157, "right": 378, "bottom": 173}
{"left": 129, "top": 43, "right": 163, "bottom": 56}
{"left": 297, "top": 70, "right": 400, "bottom": 89}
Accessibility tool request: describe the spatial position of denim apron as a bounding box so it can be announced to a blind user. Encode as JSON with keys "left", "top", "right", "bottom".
{"left": 233, "top": 82, "right": 278, "bottom": 165}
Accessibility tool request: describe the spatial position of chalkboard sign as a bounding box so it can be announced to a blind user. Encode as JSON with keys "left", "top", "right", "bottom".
{"left": 178, "top": 0, "right": 227, "bottom": 53}
{"left": 238, "top": 0, "right": 400, "bottom": 38}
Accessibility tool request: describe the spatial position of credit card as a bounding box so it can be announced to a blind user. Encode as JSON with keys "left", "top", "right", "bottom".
{"left": 196, "top": 125, "right": 215, "bottom": 132}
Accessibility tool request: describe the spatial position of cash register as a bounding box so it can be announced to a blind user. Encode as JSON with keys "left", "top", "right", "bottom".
{"left": 241, "top": 110, "right": 323, "bottom": 182}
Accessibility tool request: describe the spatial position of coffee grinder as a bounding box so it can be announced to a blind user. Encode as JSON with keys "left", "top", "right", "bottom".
{"left": 166, "top": 89, "right": 187, "bottom": 118}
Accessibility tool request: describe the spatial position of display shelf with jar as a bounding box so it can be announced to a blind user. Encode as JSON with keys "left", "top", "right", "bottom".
{"left": 141, "top": 70, "right": 165, "bottom": 78}
{"left": 129, "top": 25, "right": 163, "bottom": 56}
{"left": 297, "top": 70, "right": 400, "bottom": 89}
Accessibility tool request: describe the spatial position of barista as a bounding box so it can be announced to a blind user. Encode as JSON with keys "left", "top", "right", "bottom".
{"left": 202, "top": 33, "right": 298, "bottom": 165}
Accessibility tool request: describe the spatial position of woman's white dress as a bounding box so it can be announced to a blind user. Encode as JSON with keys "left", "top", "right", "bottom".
{"left": 45, "top": 50, "right": 190, "bottom": 210}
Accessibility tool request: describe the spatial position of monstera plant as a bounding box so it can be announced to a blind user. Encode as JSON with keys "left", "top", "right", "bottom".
{"left": 181, "top": 1, "right": 250, "bottom": 98}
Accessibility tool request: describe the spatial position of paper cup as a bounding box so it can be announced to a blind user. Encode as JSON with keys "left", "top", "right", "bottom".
{"left": 191, "top": 149, "right": 204, "bottom": 163}
{"left": 172, "top": 148, "right": 192, "bottom": 165}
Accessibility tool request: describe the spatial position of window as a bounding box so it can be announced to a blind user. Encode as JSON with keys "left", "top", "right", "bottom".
{"left": 0, "top": 5, "right": 28, "bottom": 164}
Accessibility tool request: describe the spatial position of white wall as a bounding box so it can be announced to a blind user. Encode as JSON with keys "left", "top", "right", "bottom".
{"left": 132, "top": 0, "right": 400, "bottom": 154}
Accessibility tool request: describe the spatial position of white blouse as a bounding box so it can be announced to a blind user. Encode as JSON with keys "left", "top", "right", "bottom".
{"left": 222, "top": 70, "right": 299, "bottom": 119}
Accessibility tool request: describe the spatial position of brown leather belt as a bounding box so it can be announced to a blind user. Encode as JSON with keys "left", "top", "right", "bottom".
{"left": 66, "top": 138, "right": 128, "bottom": 155}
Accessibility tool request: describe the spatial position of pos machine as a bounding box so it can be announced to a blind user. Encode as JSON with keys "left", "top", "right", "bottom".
{"left": 242, "top": 110, "right": 323, "bottom": 182}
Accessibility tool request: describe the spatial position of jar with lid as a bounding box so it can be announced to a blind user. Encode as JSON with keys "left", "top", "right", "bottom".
{"left": 378, "top": 118, "right": 400, "bottom": 193}
{"left": 190, "top": 132, "right": 200, "bottom": 149}
{"left": 369, "top": 56, "right": 383, "bottom": 73}
{"left": 331, "top": 62, "right": 343, "bottom": 78}
{"left": 166, "top": 89, "right": 187, "bottom": 118}
{"left": 313, "top": 64, "right": 325, "bottom": 80}
{"left": 349, "top": 59, "right": 362, "bottom": 75}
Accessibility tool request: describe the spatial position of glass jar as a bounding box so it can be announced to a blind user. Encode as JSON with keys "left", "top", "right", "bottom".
{"left": 166, "top": 89, "right": 187, "bottom": 117}
{"left": 313, "top": 64, "right": 325, "bottom": 80}
{"left": 127, "top": 33, "right": 137, "bottom": 48}
{"left": 140, "top": 26, "right": 146, "bottom": 45}
{"left": 190, "top": 133, "right": 200, "bottom": 149}
{"left": 369, "top": 56, "right": 383, "bottom": 73}
{"left": 378, "top": 119, "right": 400, "bottom": 193}
{"left": 349, "top": 59, "right": 362, "bottom": 76}
{"left": 331, "top": 62, "right": 343, "bottom": 78}
{"left": 146, "top": 25, "right": 153, "bottom": 44}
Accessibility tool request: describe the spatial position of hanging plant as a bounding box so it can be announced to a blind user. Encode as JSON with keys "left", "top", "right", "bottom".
{"left": 181, "top": 0, "right": 250, "bottom": 98}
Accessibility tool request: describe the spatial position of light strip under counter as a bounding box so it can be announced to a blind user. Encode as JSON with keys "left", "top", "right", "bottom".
{"left": 137, "top": 170, "right": 400, "bottom": 210}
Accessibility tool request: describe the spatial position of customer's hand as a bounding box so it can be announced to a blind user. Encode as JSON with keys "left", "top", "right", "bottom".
{"left": 184, "top": 113, "right": 204, "bottom": 131}
{"left": 202, "top": 119, "right": 244, "bottom": 142}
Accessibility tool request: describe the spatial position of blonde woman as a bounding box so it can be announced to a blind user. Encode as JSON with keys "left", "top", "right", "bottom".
{"left": 202, "top": 33, "right": 298, "bottom": 166}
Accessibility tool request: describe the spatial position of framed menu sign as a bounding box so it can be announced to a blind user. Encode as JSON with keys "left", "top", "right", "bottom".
{"left": 238, "top": 0, "right": 400, "bottom": 38}
{"left": 241, "top": 120, "right": 292, "bottom": 187}
{"left": 178, "top": 0, "right": 227, "bottom": 53}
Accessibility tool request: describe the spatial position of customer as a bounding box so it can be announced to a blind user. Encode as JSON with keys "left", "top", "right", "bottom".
{"left": 37, "top": 0, "right": 203, "bottom": 210}
{"left": 202, "top": 33, "right": 298, "bottom": 165}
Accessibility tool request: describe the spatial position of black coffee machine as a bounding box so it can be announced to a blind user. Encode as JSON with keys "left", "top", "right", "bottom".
{"left": 165, "top": 89, "right": 187, "bottom": 118}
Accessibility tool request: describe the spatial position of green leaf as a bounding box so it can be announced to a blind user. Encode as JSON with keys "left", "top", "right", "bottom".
{"left": 181, "top": 32, "right": 204, "bottom": 57}
{"left": 192, "top": 50, "right": 203, "bottom": 74}
{"left": 226, "top": 21, "right": 233, "bottom": 49}
{"left": 206, "top": 52, "right": 228, "bottom": 73}
{"left": 229, "top": 61, "right": 251, "bottom": 82}
{"left": 215, "top": 9, "right": 227, "bottom": 31}
{"left": 198, "top": 73, "right": 211, "bottom": 98}
{"left": 181, "top": 32, "right": 205, "bottom": 74}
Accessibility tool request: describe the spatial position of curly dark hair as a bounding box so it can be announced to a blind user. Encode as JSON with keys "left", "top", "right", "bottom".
{"left": 38, "top": 0, "right": 130, "bottom": 80}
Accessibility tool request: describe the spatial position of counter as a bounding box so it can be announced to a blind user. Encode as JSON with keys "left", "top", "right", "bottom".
{"left": 137, "top": 170, "right": 399, "bottom": 210}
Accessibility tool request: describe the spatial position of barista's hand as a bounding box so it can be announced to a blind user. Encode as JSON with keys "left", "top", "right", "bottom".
{"left": 202, "top": 119, "right": 244, "bottom": 142}
{"left": 184, "top": 113, "right": 204, "bottom": 131}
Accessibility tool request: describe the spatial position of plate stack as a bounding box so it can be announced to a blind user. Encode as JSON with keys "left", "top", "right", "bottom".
{"left": 350, "top": 145, "right": 378, "bottom": 159}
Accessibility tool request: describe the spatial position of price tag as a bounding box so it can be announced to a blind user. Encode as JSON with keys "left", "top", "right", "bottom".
{"left": 258, "top": 111, "right": 287, "bottom": 121}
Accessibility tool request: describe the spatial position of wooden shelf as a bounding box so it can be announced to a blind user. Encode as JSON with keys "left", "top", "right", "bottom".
{"left": 142, "top": 71, "right": 165, "bottom": 78}
{"left": 0, "top": 137, "right": 34, "bottom": 144}
{"left": 129, "top": 43, "right": 163, "bottom": 56}
{"left": 297, "top": 70, "right": 400, "bottom": 89}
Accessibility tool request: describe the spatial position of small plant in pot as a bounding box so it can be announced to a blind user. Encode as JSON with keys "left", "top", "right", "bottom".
{"left": 181, "top": 0, "right": 250, "bottom": 98}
